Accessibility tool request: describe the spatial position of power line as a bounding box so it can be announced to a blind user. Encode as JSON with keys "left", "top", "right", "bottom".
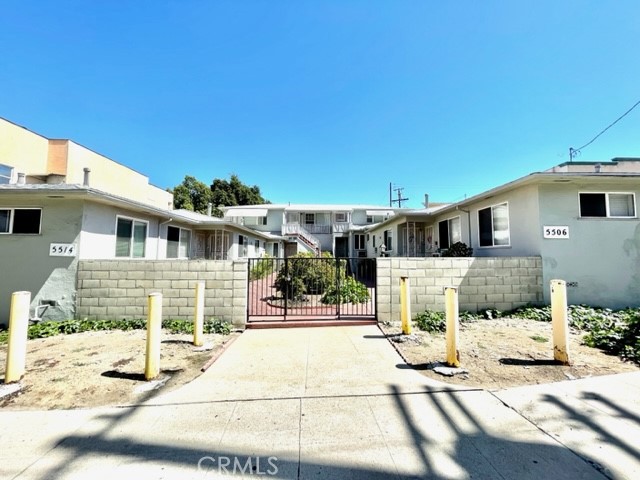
{"left": 570, "top": 99, "right": 640, "bottom": 161}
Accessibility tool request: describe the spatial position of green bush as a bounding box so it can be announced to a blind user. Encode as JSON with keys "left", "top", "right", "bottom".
{"left": 506, "top": 304, "right": 640, "bottom": 364}
{"left": 322, "top": 276, "right": 370, "bottom": 304}
{"left": 441, "top": 242, "right": 473, "bottom": 257}
{"left": 414, "top": 310, "right": 447, "bottom": 333}
{"left": 249, "top": 255, "right": 276, "bottom": 280}
{"left": 274, "top": 252, "right": 340, "bottom": 300}
{"left": 0, "top": 317, "right": 232, "bottom": 344}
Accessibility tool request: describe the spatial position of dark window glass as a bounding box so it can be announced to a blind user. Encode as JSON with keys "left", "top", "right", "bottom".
{"left": 439, "top": 221, "right": 449, "bottom": 249}
{"left": 167, "top": 226, "right": 180, "bottom": 258}
{"left": 478, "top": 207, "right": 493, "bottom": 247}
{"left": 13, "top": 209, "right": 41, "bottom": 234}
{"left": 116, "top": 218, "right": 133, "bottom": 257}
{"left": 580, "top": 193, "right": 606, "bottom": 217}
{"left": 0, "top": 210, "right": 10, "bottom": 233}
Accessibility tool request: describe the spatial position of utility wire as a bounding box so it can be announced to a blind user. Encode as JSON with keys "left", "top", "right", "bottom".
{"left": 570, "top": 99, "right": 640, "bottom": 160}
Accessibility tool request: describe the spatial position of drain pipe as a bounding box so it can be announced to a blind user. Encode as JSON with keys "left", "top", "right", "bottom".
{"left": 156, "top": 218, "right": 173, "bottom": 259}
{"left": 83, "top": 168, "right": 91, "bottom": 187}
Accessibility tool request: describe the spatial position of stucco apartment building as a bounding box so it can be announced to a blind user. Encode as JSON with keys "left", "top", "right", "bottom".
{"left": 222, "top": 204, "right": 402, "bottom": 258}
{"left": 0, "top": 118, "right": 278, "bottom": 323}
{"left": 366, "top": 159, "right": 640, "bottom": 308}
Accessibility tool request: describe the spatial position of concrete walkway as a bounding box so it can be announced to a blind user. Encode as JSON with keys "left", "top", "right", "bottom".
{"left": 1, "top": 325, "right": 638, "bottom": 479}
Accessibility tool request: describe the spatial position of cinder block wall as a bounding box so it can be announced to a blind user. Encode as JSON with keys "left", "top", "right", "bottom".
{"left": 76, "top": 260, "right": 248, "bottom": 327}
{"left": 376, "top": 257, "right": 543, "bottom": 322}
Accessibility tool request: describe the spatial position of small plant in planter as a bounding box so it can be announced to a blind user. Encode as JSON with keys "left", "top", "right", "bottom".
{"left": 441, "top": 242, "right": 473, "bottom": 257}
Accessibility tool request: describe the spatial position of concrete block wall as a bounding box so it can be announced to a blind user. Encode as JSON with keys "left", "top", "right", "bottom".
{"left": 376, "top": 257, "right": 543, "bottom": 323}
{"left": 76, "top": 260, "right": 248, "bottom": 327}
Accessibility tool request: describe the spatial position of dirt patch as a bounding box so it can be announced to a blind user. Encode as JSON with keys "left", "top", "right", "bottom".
{"left": 380, "top": 318, "right": 639, "bottom": 390}
{"left": 0, "top": 329, "right": 239, "bottom": 410}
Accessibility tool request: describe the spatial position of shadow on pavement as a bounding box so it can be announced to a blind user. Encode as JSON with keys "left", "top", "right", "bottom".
{"left": 29, "top": 383, "right": 618, "bottom": 479}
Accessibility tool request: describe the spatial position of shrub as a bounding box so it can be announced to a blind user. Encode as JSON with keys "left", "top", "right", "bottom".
{"left": 249, "top": 255, "right": 276, "bottom": 280}
{"left": 322, "top": 276, "right": 370, "bottom": 304}
{"left": 0, "top": 317, "right": 232, "bottom": 344}
{"left": 441, "top": 242, "right": 473, "bottom": 257}
{"left": 274, "top": 252, "right": 340, "bottom": 300}
{"left": 414, "top": 310, "right": 446, "bottom": 333}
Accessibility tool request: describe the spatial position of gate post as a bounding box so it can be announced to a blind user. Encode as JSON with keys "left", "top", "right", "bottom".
{"left": 445, "top": 286, "right": 460, "bottom": 367}
{"left": 550, "top": 279, "right": 571, "bottom": 365}
{"left": 194, "top": 281, "right": 205, "bottom": 347}
{"left": 145, "top": 293, "right": 163, "bottom": 380}
{"left": 4, "top": 291, "right": 31, "bottom": 383}
{"left": 400, "top": 277, "right": 412, "bottom": 335}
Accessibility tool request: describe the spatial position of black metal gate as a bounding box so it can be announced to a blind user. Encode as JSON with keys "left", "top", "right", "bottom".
{"left": 247, "top": 257, "right": 376, "bottom": 322}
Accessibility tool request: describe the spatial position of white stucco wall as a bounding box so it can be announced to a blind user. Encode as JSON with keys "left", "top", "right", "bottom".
{"left": 78, "top": 202, "right": 162, "bottom": 260}
{"left": 538, "top": 182, "right": 640, "bottom": 308}
{"left": 0, "top": 197, "right": 83, "bottom": 324}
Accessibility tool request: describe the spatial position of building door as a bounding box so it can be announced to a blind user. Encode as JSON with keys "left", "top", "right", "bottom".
{"left": 335, "top": 237, "right": 349, "bottom": 258}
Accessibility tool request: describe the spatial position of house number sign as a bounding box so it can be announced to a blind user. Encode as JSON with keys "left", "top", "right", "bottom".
{"left": 543, "top": 226, "right": 569, "bottom": 239}
{"left": 49, "top": 243, "right": 77, "bottom": 256}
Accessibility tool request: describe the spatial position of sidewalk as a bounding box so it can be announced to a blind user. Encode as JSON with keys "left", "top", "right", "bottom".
{"left": 1, "top": 326, "right": 638, "bottom": 479}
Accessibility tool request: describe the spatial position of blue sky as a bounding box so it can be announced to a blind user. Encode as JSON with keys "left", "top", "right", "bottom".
{"left": 2, "top": 1, "right": 639, "bottom": 208}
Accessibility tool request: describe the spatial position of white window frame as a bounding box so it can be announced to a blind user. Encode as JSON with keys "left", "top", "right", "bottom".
{"left": 0, "top": 164, "right": 13, "bottom": 184}
{"left": 238, "top": 234, "right": 248, "bottom": 258}
{"left": 578, "top": 192, "right": 637, "bottom": 219}
{"left": 0, "top": 207, "right": 42, "bottom": 235}
{"left": 115, "top": 215, "right": 148, "bottom": 258}
{"left": 258, "top": 216, "right": 268, "bottom": 226}
{"left": 166, "top": 225, "right": 192, "bottom": 259}
{"left": 383, "top": 229, "right": 393, "bottom": 252}
{"left": 438, "top": 215, "right": 461, "bottom": 249}
{"left": 354, "top": 234, "right": 365, "bottom": 251}
{"left": 335, "top": 212, "right": 348, "bottom": 223}
{"left": 304, "top": 213, "right": 315, "bottom": 225}
{"left": 477, "top": 202, "right": 511, "bottom": 248}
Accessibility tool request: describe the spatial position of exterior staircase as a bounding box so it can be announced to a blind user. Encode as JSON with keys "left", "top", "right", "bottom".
{"left": 282, "top": 223, "right": 321, "bottom": 255}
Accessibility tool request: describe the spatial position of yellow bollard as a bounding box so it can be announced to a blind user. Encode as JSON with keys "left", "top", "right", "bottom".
{"left": 4, "top": 291, "right": 31, "bottom": 383}
{"left": 193, "top": 281, "right": 205, "bottom": 347}
{"left": 445, "top": 287, "right": 460, "bottom": 367}
{"left": 550, "top": 279, "right": 571, "bottom": 365}
{"left": 400, "top": 277, "right": 412, "bottom": 335}
{"left": 145, "top": 293, "right": 163, "bottom": 380}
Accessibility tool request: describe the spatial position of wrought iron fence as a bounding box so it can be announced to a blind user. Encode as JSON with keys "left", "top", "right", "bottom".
{"left": 247, "top": 257, "right": 376, "bottom": 321}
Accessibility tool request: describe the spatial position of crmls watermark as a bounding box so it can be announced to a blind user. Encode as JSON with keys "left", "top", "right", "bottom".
{"left": 197, "top": 456, "right": 278, "bottom": 476}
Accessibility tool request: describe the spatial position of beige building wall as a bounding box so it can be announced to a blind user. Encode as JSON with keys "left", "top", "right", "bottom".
{"left": 65, "top": 141, "right": 172, "bottom": 209}
{"left": 1, "top": 118, "right": 173, "bottom": 209}
{"left": 0, "top": 118, "right": 50, "bottom": 176}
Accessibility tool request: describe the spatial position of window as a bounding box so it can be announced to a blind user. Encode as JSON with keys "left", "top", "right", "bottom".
{"left": 116, "top": 217, "right": 147, "bottom": 258}
{"left": 366, "top": 215, "right": 373, "bottom": 223}
{"left": 272, "top": 242, "right": 279, "bottom": 257}
{"left": 238, "top": 235, "right": 248, "bottom": 257}
{"left": 258, "top": 216, "right": 267, "bottom": 226}
{"left": 0, "top": 164, "right": 13, "bottom": 184}
{"left": 579, "top": 193, "right": 636, "bottom": 218}
{"left": 166, "top": 226, "right": 191, "bottom": 258}
{"left": 0, "top": 208, "right": 42, "bottom": 234}
{"left": 335, "top": 212, "right": 347, "bottom": 223}
{"left": 304, "top": 213, "right": 315, "bottom": 225}
{"left": 254, "top": 239, "right": 260, "bottom": 251}
{"left": 355, "top": 234, "right": 365, "bottom": 250}
{"left": 438, "top": 216, "right": 461, "bottom": 250}
{"left": 478, "top": 203, "right": 510, "bottom": 247}
{"left": 383, "top": 230, "right": 393, "bottom": 251}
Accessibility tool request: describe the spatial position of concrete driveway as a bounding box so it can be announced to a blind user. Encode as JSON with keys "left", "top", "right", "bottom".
{"left": 1, "top": 325, "right": 638, "bottom": 479}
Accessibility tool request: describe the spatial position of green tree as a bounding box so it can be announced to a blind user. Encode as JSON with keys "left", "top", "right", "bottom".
{"left": 170, "top": 176, "right": 214, "bottom": 214}
{"left": 210, "top": 174, "right": 270, "bottom": 217}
